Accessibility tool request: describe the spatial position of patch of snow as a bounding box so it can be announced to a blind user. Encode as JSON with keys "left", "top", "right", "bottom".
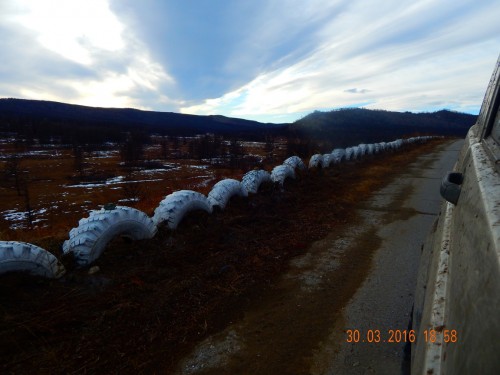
{"left": 118, "top": 198, "right": 140, "bottom": 203}
{"left": 2, "top": 208, "right": 50, "bottom": 229}
{"left": 194, "top": 179, "right": 215, "bottom": 188}
{"left": 241, "top": 141, "right": 265, "bottom": 148}
{"left": 186, "top": 164, "right": 210, "bottom": 170}
{"left": 107, "top": 176, "right": 125, "bottom": 184}
{"left": 89, "top": 150, "right": 118, "bottom": 159}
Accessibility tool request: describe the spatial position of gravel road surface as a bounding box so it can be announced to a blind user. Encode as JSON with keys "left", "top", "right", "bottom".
{"left": 173, "top": 140, "right": 464, "bottom": 375}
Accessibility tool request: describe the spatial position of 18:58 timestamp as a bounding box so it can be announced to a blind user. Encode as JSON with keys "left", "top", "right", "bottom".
{"left": 346, "top": 329, "right": 458, "bottom": 343}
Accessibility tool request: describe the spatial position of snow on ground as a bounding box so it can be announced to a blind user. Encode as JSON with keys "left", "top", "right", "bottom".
{"left": 2, "top": 208, "right": 49, "bottom": 229}
{"left": 107, "top": 176, "right": 125, "bottom": 184}
{"left": 118, "top": 198, "right": 140, "bottom": 203}
{"left": 89, "top": 150, "right": 119, "bottom": 159}
{"left": 193, "top": 179, "right": 215, "bottom": 188}
{"left": 0, "top": 150, "right": 61, "bottom": 159}
{"left": 185, "top": 164, "right": 210, "bottom": 170}
{"left": 137, "top": 167, "right": 180, "bottom": 175}
{"left": 65, "top": 176, "right": 164, "bottom": 188}
{"left": 240, "top": 141, "right": 265, "bottom": 148}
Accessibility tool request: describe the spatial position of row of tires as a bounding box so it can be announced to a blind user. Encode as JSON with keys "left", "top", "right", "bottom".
{"left": 0, "top": 136, "right": 438, "bottom": 279}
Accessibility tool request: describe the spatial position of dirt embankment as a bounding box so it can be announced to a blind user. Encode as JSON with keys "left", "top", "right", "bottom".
{"left": 0, "top": 140, "right": 447, "bottom": 374}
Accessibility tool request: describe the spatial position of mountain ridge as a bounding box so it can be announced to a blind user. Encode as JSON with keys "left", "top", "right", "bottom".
{"left": 0, "top": 98, "right": 286, "bottom": 136}
{"left": 290, "top": 107, "right": 476, "bottom": 146}
{"left": 0, "top": 98, "right": 477, "bottom": 145}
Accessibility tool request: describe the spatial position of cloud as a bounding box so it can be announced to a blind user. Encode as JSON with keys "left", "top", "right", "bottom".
{"left": 0, "top": 0, "right": 178, "bottom": 110}
{"left": 344, "top": 88, "right": 371, "bottom": 94}
{"left": 181, "top": 0, "right": 500, "bottom": 122}
{"left": 1, "top": 0, "right": 499, "bottom": 123}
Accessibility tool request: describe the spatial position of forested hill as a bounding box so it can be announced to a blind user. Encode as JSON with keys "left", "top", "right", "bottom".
{"left": 0, "top": 98, "right": 286, "bottom": 141}
{"left": 0, "top": 99, "right": 476, "bottom": 146}
{"left": 290, "top": 108, "right": 476, "bottom": 147}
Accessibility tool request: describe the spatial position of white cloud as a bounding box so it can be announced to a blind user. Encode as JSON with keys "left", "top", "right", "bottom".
{"left": 1, "top": 0, "right": 177, "bottom": 110}
{"left": 1, "top": 0, "right": 499, "bottom": 122}
{"left": 8, "top": 0, "right": 125, "bottom": 65}
{"left": 182, "top": 0, "right": 500, "bottom": 122}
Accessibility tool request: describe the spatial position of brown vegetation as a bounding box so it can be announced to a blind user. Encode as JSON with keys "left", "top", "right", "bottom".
{"left": 0, "top": 136, "right": 288, "bottom": 249}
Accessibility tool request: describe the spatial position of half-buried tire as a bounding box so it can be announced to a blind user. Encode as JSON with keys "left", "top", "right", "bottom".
{"left": 208, "top": 179, "right": 248, "bottom": 210}
{"left": 0, "top": 241, "right": 65, "bottom": 278}
{"left": 152, "top": 190, "right": 213, "bottom": 230}
{"left": 283, "top": 156, "right": 306, "bottom": 171}
{"left": 271, "top": 164, "right": 296, "bottom": 186}
{"left": 241, "top": 169, "right": 272, "bottom": 194}
{"left": 63, "top": 206, "right": 157, "bottom": 266}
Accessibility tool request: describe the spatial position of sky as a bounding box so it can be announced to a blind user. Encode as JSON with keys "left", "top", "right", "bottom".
{"left": 1, "top": 0, "right": 499, "bottom": 124}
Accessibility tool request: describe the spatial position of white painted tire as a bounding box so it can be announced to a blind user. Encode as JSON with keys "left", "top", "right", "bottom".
{"left": 271, "top": 164, "right": 296, "bottom": 185}
{"left": 153, "top": 190, "right": 212, "bottom": 230}
{"left": 331, "top": 148, "right": 346, "bottom": 163}
{"left": 283, "top": 156, "right": 306, "bottom": 171}
{"left": 63, "top": 206, "right": 157, "bottom": 266}
{"left": 309, "top": 154, "right": 323, "bottom": 169}
{"left": 208, "top": 179, "right": 248, "bottom": 210}
{"left": 322, "top": 154, "right": 334, "bottom": 168}
{"left": 366, "top": 144, "right": 375, "bottom": 155}
{"left": 0, "top": 241, "right": 65, "bottom": 278}
{"left": 345, "top": 147, "right": 354, "bottom": 161}
{"left": 349, "top": 146, "right": 361, "bottom": 160}
{"left": 394, "top": 139, "right": 404, "bottom": 149}
{"left": 358, "top": 144, "right": 368, "bottom": 157}
{"left": 241, "top": 170, "right": 272, "bottom": 194}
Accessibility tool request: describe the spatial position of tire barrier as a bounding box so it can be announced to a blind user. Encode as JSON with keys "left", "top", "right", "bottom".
{"left": 0, "top": 241, "right": 65, "bottom": 278}
{"left": 283, "top": 156, "right": 306, "bottom": 171}
{"left": 1, "top": 136, "right": 439, "bottom": 275}
{"left": 387, "top": 139, "right": 404, "bottom": 151}
{"left": 331, "top": 148, "right": 346, "bottom": 163}
{"left": 366, "top": 143, "right": 375, "bottom": 155}
{"left": 241, "top": 169, "right": 272, "bottom": 194}
{"left": 63, "top": 206, "right": 157, "bottom": 266}
{"left": 208, "top": 179, "right": 248, "bottom": 210}
{"left": 351, "top": 146, "right": 362, "bottom": 160}
{"left": 153, "top": 190, "right": 213, "bottom": 230}
{"left": 308, "top": 154, "right": 323, "bottom": 169}
{"left": 345, "top": 147, "right": 355, "bottom": 161}
{"left": 358, "top": 144, "right": 368, "bottom": 157}
{"left": 271, "top": 164, "right": 296, "bottom": 185}
{"left": 322, "top": 154, "right": 334, "bottom": 168}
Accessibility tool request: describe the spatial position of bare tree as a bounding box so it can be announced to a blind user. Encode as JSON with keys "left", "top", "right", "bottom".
{"left": 20, "top": 177, "right": 34, "bottom": 228}
{"left": 4, "top": 156, "right": 22, "bottom": 195}
{"left": 72, "top": 145, "right": 85, "bottom": 178}
{"left": 264, "top": 135, "right": 275, "bottom": 164}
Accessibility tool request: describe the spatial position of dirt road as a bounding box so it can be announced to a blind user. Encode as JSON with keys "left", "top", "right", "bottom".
{"left": 173, "top": 140, "right": 464, "bottom": 375}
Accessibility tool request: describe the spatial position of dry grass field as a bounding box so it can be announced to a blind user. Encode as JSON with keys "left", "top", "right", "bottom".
{"left": 0, "top": 137, "right": 288, "bottom": 250}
